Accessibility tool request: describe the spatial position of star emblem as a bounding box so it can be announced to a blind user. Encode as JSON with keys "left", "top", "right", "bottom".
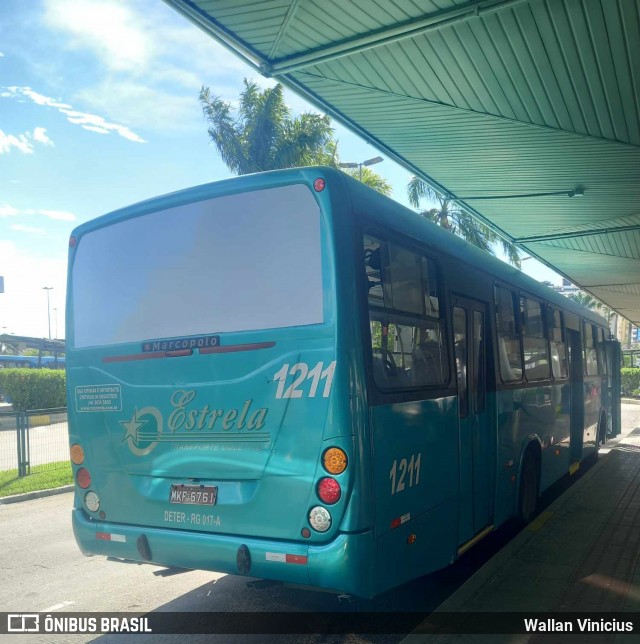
{"left": 119, "top": 408, "right": 148, "bottom": 446}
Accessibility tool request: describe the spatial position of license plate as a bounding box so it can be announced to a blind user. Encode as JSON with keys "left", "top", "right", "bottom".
{"left": 169, "top": 484, "right": 218, "bottom": 506}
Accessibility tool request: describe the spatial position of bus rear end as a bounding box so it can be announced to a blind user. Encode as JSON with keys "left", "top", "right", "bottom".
{"left": 67, "top": 169, "right": 373, "bottom": 596}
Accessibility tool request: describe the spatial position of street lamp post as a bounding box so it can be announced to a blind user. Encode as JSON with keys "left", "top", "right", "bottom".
{"left": 43, "top": 287, "right": 53, "bottom": 340}
{"left": 338, "top": 156, "right": 383, "bottom": 181}
{"left": 53, "top": 308, "right": 58, "bottom": 340}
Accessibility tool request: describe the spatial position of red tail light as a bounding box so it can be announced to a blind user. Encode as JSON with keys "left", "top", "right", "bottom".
{"left": 317, "top": 477, "right": 341, "bottom": 504}
{"left": 76, "top": 467, "right": 91, "bottom": 489}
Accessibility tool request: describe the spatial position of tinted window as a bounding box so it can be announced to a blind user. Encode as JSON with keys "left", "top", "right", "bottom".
{"left": 365, "top": 235, "right": 448, "bottom": 390}
{"left": 583, "top": 322, "right": 599, "bottom": 376}
{"left": 495, "top": 286, "right": 522, "bottom": 382}
{"left": 549, "top": 309, "right": 568, "bottom": 379}
{"left": 72, "top": 184, "right": 324, "bottom": 347}
{"left": 521, "top": 297, "right": 550, "bottom": 381}
{"left": 453, "top": 307, "right": 468, "bottom": 417}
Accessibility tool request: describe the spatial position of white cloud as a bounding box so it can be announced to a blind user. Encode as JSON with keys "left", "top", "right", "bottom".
{"left": 75, "top": 81, "right": 195, "bottom": 131}
{"left": 11, "top": 225, "right": 46, "bottom": 234}
{"left": 0, "top": 130, "right": 33, "bottom": 154}
{"left": 33, "top": 127, "right": 54, "bottom": 146}
{"left": 1, "top": 86, "right": 145, "bottom": 143}
{"left": 39, "top": 0, "right": 256, "bottom": 132}
{"left": 43, "top": 0, "right": 151, "bottom": 73}
{"left": 81, "top": 125, "right": 110, "bottom": 134}
{"left": 0, "top": 205, "right": 21, "bottom": 217}
{"left": 38, "top": 209, "right": 76, "bottom": 222}
{"left": 0, "top": 204, "right": 76, "bottom": 221}
{"left": 0, "top": 52, "right": 4, "bottom": 57}
{"left": 0, "top": 126, "right": 57, "bottom": 154}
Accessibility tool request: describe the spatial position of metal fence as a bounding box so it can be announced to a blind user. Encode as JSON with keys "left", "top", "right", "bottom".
{"left": 0, "top": 408, "right": 69, "bottom": 475}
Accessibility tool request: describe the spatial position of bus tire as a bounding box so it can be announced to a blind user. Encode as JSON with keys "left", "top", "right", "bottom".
{"left": 518, "top": 451, "right": 539, "bottom": 525}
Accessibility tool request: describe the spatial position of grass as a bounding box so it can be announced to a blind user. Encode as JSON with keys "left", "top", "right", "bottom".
{"left": 0, "top": 461, "right": 73, "bottom": 498}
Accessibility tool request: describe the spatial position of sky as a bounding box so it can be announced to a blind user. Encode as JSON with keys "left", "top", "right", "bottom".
{"left": 0, "top": 0, "right": 560, "bottom": 340}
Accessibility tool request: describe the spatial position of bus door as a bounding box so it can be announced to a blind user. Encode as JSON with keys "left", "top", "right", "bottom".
{"left": 453, "top": 296, "right": 491, "bottom": 541}
{"left": 567, "top": 328, "right": 585, "bottom": 460}
{"left": 605, "top": 340, "right": 621, "bottom": 438}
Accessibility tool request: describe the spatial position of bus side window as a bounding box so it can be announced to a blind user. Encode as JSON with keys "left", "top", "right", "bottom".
{"left": 549, "top": 308, "right": 568, "bottom": 379}
{"left": 364, "top": 234, "right": 448, "bottom": 390}
{"left": 453, "top": 307, "right": 468, "bottom": 417}
{"left": 495, "top": 285, "right": 522, "bottom": 382}
{"left": 583, "top": 322, "right": 599, "bottom": 376}
{"left": 521, "top": 296, "right": 551, "bottom": 381}
{"left": 596, "top": 327, "right": 607, "bottom": 376}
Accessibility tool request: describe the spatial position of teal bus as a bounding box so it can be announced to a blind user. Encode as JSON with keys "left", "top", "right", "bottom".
{"left": 67, "top": 167, "right": 620, "bottom": 598}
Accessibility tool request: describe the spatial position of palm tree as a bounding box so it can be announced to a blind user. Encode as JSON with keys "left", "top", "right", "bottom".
{"left": 407, "top": 176, "right": 521, "bottom": 267}
{"left": 199, "top": 80, "right": 334, "bottom": 174}
{"left": 199, "top": 80, "right": 392, "bottom": 196}
{"left": 341, "top": 165, "right": 392, "bottom": 197}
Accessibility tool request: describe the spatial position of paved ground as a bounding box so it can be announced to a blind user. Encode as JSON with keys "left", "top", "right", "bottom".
{"left": 403, "top": 404, "right": 640, "bottom": 643}
{"left": 2, "top": 405, "right": 640, "bottom": 643}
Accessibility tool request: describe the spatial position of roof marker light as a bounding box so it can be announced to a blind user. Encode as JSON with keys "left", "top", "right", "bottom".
{"left": 313, "top": 178, "right": 326, "bottom": 192}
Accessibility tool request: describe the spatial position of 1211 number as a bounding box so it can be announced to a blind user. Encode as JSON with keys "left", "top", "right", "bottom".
{"left": 389, "top": 453, "right": 421, "bottom": 495}
{"left": 273, "top": 361, "right": 336, "bottom": 399}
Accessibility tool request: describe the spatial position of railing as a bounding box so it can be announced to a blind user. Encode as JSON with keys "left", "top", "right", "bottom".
{"left": 0, "top": 408, "right": 68, "bottom": 476}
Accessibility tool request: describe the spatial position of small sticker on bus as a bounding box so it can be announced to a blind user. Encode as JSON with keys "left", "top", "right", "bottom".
{"left": 75, "top": 384, "right": 122, "bottom": 412}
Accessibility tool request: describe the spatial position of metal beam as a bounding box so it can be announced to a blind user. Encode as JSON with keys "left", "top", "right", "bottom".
{"left": 268, "top": 0, "right": 530, "bottom": 75}
{"left": 516, "top": 223, "right": 640, "bottom": 244}
{"left": 268, "top": 0, "right": 303, "bottom": 59}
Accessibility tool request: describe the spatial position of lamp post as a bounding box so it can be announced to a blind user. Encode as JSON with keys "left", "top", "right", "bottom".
{"left": 339, "top": 156, "right": 383, "bottom": 181}
{"left": 53, "top": 307, "right": 58, "bottom": 340}
{"left": 43, "top": 287, "right": 53, "bottom": 340}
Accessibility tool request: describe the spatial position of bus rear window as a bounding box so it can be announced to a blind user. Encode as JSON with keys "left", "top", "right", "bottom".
{"left": 72, "top": 184, "right": 324, "bottom": 347}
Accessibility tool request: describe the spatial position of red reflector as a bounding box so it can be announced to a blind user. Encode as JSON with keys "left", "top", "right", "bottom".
{"left": 285, "top": 554, "right": 308, "bottom": 565}
{"left": 390, "top": 517, "right": 401, "bottom": 530}
{"left": 317, "top": 477, "right": 341, "bottom": 504}
{"left": 76, "top": 467, "right": 91, "bottom": 489}
{"left": 313, "top": 178, "right": 326, "bottom": 192}
{"left": 69, "top": 235, "right": 77, "bottom": 247}
{"left": 96, "top": 532, "right": 110, "bottom": 541}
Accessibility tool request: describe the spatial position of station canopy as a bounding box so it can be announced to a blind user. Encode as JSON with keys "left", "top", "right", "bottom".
{"left": 165, "top": 0, "right": 640, "bottom": 323}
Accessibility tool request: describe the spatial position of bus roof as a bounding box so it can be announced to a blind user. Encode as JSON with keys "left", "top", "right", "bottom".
{"left": 72, "top": 166, "right": 608, "bottom": 330}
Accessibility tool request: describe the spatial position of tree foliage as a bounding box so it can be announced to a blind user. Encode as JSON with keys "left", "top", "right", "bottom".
{"left": 407, "top": 176, "right": 521, "bottom": 267}
{"left": 199, "top": 80, "right": 392, "bottom": 195}
{"left": 0, "top": 369, "right": 66, "bottom": 410}
{"left": 199, "top": 80, "right": 334, "bottom": 174}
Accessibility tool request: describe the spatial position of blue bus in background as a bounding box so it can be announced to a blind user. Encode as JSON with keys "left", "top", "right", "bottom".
{"left": 66, "top": 167, "right": 619, "bottom": 597}
{"left": 0, "top": 355, "right": 65, "bottom": 369}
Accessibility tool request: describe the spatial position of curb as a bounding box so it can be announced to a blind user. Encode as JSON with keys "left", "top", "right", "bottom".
{"left": 622, "top": 398, "right": 640, "bottom": 406}
{"left": 0, "top": 484, "right": 73, "bottom": 505}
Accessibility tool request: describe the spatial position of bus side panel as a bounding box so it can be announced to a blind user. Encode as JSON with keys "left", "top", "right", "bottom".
{"left": 494, "top": 381, "right": 572, "bottom": 525}
{"left": 583, "top": 375, "right": 602, "bottom": 454}
{"left": 370, "top": 396, "right": 458, "bottom": 591}
{"left": 374, "top": 497, "right": 458, "bottom": 595}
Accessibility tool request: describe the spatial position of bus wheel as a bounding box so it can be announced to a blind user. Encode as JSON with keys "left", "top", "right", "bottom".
{"left": 518, "top": 452, "right": 539, "bottom": 525}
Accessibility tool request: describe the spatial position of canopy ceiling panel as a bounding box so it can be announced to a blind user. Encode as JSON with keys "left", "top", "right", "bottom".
{"left": 164, "top": 0, "right": 640, "bottom": 323}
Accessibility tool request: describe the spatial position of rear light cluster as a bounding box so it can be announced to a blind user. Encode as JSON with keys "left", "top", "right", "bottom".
{"left": 70, "top": 443, "right": 101, "bottom": 515}
{"left": 306, "top": 447, "right": 348, "bottom": 535}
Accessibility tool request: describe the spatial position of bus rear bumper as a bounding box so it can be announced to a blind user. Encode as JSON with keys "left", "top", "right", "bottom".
{"left": 72, "top": 508, "right": 374, "bottom": 596}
